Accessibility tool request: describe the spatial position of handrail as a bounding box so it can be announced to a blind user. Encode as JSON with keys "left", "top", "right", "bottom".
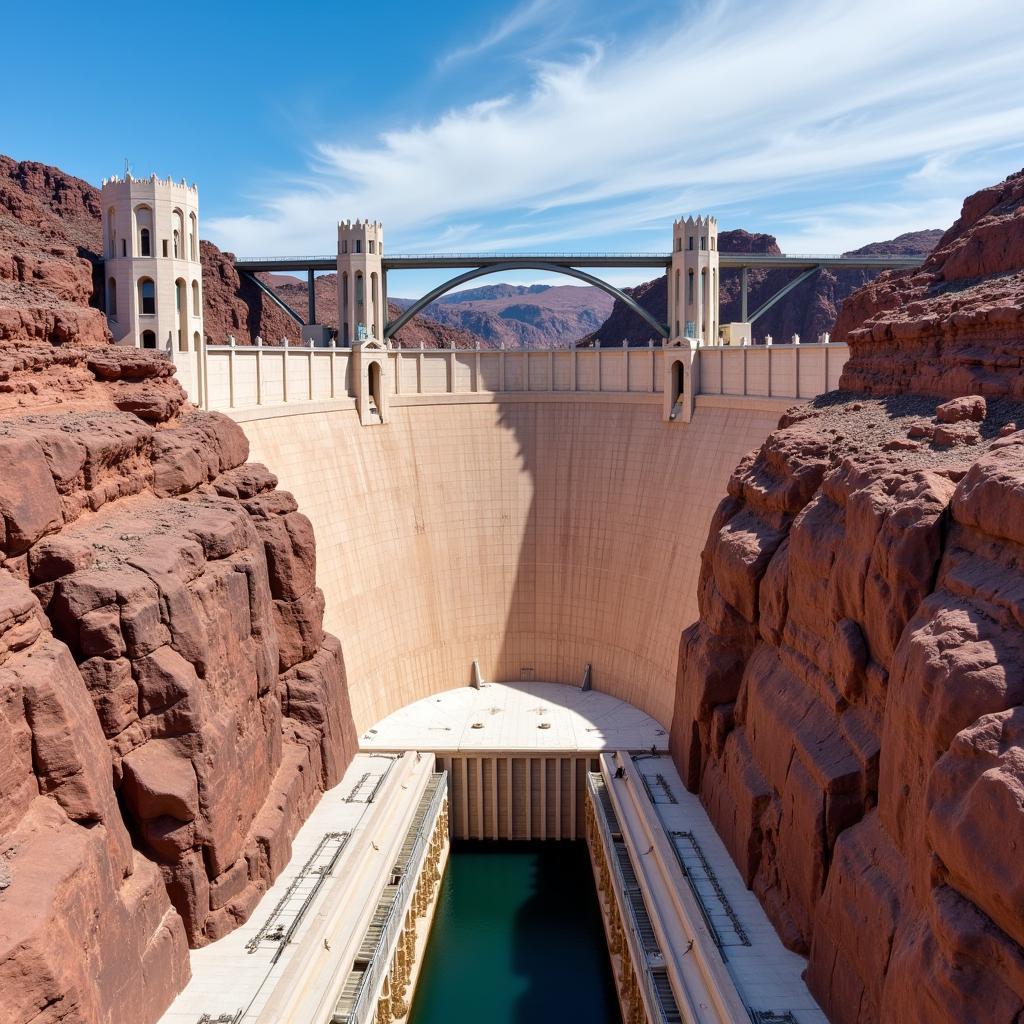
{"left": 334, "top": 773, "right": 447, "bottom": 1024}
{"left": 587, "top": 773, "right": 676, "bottom": 1024}
{"left": 234, "top": 251, "right": 921, "bottom": 264}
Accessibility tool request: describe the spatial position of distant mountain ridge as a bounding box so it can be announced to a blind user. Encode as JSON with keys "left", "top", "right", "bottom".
{"left": 391, "top": 282, "right": 614, "bottom": 349}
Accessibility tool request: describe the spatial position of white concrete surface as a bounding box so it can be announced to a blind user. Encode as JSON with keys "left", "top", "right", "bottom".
{"left": 160, "top": 751, "right": 423, "bottom": 1024}
{"left": 626, "top": 754, "right": 828, "bottom": 1024}
{"left": 360, "top": 681, "right": 668, "bottom": 753}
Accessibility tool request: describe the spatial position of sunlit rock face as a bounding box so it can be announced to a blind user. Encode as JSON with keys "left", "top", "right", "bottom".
{"left": 672, "top": 169, "right": 1024, "bottom": 1023}
{"left": 0, "top": 156, "right": 357, "bottom": 1024}
{"left": 836, "top": 168, "right": 1024, "bottom": 398}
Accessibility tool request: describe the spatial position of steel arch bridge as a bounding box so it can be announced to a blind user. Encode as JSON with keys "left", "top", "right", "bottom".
{"left": 384, "top": 260, "right": 668, "bottom": 339}
{"left": 231, "top": 250, "right": 926, "bottom": 339}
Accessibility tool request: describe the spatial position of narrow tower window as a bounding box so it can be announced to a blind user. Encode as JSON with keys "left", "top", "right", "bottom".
{"left": 140, "top": 228, "right": 151, "bottom": 256}
{"left": 173, "top": 230, "right": 180, "bottom": 258}
{"left": 139, "top": 278, "right": 156, "bottom": 315}
{"left": 107, "top": 277, "right": 117, "bottom": 317}
{"left": 192, "top": 280, "right": 200, "bottom": 315}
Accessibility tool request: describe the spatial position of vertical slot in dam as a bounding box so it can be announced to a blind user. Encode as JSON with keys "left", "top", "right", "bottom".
{"left": 409, "top": 840, "right": 621, "bottom": 1024}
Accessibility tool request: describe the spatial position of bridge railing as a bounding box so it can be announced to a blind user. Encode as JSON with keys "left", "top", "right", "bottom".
{"left": 187, "top": 340, "right": 848, "bottom": 413}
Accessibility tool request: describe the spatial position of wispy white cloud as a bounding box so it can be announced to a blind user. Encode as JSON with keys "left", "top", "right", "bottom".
{"left": 438, "top": 0, "right": 559, "bottom": 69}
{"left": 207, "top": 0, "right": 1024, "bottom": 258}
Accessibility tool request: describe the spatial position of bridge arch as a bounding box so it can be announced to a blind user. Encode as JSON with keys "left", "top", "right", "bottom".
{"left": 384, "top": 261, "right": 668, "bottom": 341}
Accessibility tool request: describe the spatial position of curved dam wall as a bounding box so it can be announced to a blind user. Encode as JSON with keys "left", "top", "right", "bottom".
{"left": 236, "top": 395, "right": 784, "bottom": 732}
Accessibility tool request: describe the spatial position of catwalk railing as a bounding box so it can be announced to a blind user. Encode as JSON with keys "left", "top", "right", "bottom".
{"left": 178, "top": 340, "right": 848, "bottom": 412}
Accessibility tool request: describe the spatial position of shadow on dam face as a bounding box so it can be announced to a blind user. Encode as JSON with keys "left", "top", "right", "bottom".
{"left": 238, "top": 394, "right": 784, "bottom": 732}
{"left": 408, "top": 840, "right": 621, "bottom": 1024}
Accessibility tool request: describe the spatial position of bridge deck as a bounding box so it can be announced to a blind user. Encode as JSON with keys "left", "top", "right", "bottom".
{"left": 234, "top": 252, "right": 925, "bottom": 274}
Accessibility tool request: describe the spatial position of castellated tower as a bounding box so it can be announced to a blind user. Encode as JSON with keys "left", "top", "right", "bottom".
{"left": 337, "top": 220, "right": 384, "bottom": 346}
{"left": 669, "top": 215, "right": 719, "bottom": 346}
{"left": 100, "top": 172, "right": 203, "bottom": 352}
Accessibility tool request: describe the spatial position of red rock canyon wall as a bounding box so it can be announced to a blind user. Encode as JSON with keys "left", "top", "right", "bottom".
{"left": 671, "top": 169, "right": 1024, "bottom": 1022}
{"left": 0, "top": 156, "right": 358, "bottom": 1024}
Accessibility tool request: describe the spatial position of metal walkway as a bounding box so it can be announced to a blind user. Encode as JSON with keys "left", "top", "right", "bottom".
{"left": 332, "top": 773, "right": 447, "bottom": 1024}
{"left": 244, "top": 831, "right": 351, "bottom": 962}
{"left": 589, "top": 773, "right": 683, "bottom": 1024}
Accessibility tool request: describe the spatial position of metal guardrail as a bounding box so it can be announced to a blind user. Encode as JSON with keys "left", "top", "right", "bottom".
{"left": 332, "top": 772, "right": 447, "bottom": 1024}
{"left": 587, "top": 773, "right": 681, "bottom": 1024}
{"left": 235, "top": 251, "right": 921, "bottom": 264}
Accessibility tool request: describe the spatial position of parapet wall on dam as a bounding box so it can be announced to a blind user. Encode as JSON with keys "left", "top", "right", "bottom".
{"left": 236, "top": 396, "right": 785, "bottom": 732}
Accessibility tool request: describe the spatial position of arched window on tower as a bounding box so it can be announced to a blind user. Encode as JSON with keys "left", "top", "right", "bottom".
{"left": 355, "top": 272, "right": 364, "bottom": 304}
{"left": 687, "top": 269, "right": 694, "bottom": 304}
{"left": 189, "top": 213, "right": 197, "bottom": 260}
{"left": 135, "top": 204, "right": 153, "bottom": 256}
{"left": 139, "top": 278, "right": 156, "bottom": 315}
{"left": 175, "top": 279, "right": 185, "bottom": 314}
{"left": 141, "top": 330, "right": 156, "bottom": 349}
{"left": 173, "top": 230, "right": 180, "bottom": 258}
{"left": 107, "top": 208, "right": 116, "bottom": 257}
{"left": 107, "top": 277, "right": 117, "bottom": 318}
{"left": 192, "top": 280, "right": 200, "bottom": 316}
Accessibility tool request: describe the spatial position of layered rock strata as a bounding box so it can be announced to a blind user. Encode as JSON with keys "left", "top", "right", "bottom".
{"left": 836, "top": 169, "right": 1024, "bottom": 397}
{"left": 0, "top": 348, "right": 357, "bottom": 1023}
{"left": 671, "top": 169, "right": 1024, "bottom": 1023}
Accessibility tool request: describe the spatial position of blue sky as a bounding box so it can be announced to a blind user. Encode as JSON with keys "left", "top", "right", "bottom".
{"left": 4, "top": 0, "right": 1024, "bottom": 294}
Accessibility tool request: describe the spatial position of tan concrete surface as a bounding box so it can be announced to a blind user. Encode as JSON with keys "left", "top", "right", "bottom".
{"left": 238, "top": 399, "right": 781, "bottom": 732}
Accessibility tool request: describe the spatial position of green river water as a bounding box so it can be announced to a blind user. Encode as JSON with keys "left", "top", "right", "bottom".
{"left": 408, "top": 840, "right": 622, "bottom": 1024}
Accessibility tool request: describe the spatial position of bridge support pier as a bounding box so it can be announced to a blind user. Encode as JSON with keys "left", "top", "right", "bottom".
{"left": 307, "top": 269, "right": 316, "bottom": 325}
{"left": 741, "top": 267, "right": 748, "bottom": 323}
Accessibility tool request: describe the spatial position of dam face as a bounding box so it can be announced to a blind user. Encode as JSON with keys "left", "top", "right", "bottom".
{"left": 160, "top": 394, "right": 828, "bottom": 1024}
{"left": 238, "top": 397, "right": 783, "bottom": 729}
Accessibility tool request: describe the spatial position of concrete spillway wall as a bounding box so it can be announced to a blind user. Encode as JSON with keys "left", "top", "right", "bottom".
{"left": 236, "top": 395, "right": 783, "bottom": 732}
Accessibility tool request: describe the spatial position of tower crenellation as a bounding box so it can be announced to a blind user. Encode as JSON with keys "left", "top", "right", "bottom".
{"left": 100, "top": 170, "right": 203, "bottom": 355}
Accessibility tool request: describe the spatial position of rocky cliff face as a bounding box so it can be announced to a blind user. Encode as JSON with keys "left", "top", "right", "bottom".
{"left": 670, "top": 169, "right": 1024, "bottom": 1023}
{"left": 836, "top": 170, "right": 1024, "bottom": 398}
{"left": 0, "top": 158, "right": 358, "bottom": 1024}
{"left": 588, "top": 228, "right": 943, "bottom": 346}
{"left": 0, "top": 156, "right": 110, "bottom": 349}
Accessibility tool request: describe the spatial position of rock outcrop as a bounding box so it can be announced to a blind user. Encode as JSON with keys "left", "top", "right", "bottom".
{"left": 836, "top": 170, "right": 1024, "bottom": 398}
{"left": 671, "top": 169, "right": 1024, "bottom": 1023}
{"left": 0, "top": 156, "right": 110, "bottom": 349}
{"left": 0, "top": 154, "right": 358, "bottom": 1024}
